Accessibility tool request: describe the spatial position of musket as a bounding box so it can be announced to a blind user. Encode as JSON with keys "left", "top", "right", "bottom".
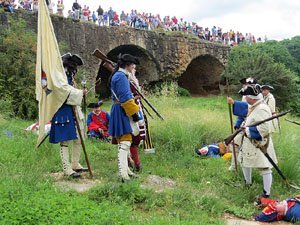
{"left": 91, "top": 48, "right": 117, "bottom": 68}
{"left": 129, "top": 80, "right": 164, "bottom": 121}
{"left": 91, "top": 49, "right": 164, "bottom": 121}
{"left": 86, "top": 78, "right": 101, "bottom": 95}
{"left": 285, "top": 118, "right": 300, "bottom": 126}
{"left": 224, "top": 110, "right": 291, "bottom": 145}
{"left": 259, "top": 148, "right": 300, "bottom": 190}
{"left": 140, "top": 100, "right": 154, "bottom": 119}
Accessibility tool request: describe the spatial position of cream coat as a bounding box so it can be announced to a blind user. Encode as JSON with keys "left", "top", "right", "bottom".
{"left": 264, "top": 93, "right": 279, "bottom": 133}
{"left": 239, "top": 101, "right": 278, "bottom": 168}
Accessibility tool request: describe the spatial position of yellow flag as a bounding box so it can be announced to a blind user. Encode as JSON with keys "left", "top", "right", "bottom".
{"left": 35, "top": 0, "right": 71, "bottom": 147}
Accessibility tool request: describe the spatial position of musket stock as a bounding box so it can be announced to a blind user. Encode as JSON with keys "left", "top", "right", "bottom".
{"left": 91, "top": 49, "right": 117, "bottom": 67}
{"left": 224, "top": 128, "right": 243, "bottom": 145}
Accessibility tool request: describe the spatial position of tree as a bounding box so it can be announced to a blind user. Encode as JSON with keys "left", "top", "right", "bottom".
{"left": 226, "top": 44, "right": 298, "bottom": 111}
{"left": 256, "top": 40, "right": 299, "bottom": 74}
{"left": 0, "top": 18, "right": 37, "bottom": 119}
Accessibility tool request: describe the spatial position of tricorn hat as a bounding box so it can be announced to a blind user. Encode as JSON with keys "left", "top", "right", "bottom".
{"left": 88, "top": 101, "right": 103, "bottom": 108}
{"left": 118, "top": 53, "right": 139, "bottom": 65}
{"left": 238, "top": 84, "right": 261, "bottom": 96}
{"left": 61, "top": 52, "right": 84, "bottom": 66}
{"left": 239, "top": 77, "right": 257, "bottom": 85}
{"left": 261, "top": 85, "right": 274, "bottom": 91}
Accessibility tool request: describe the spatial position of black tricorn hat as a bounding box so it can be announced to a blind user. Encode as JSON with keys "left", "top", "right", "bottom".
{"left": 238, "top": 84, "right": 261, "bottom": 96}
{"left": 261, "top": 85, "right": 274, "bottom": 91}
{"left": 118, "top": 53, "right": 139, "bottom": 65}
{"left": 88, "top": 101, "right": 103, "bottom": 108}
{"left": 61, "top": 52, "right": 84, "bottom": 66}
{"left": 239, "top": 77, "right": 257, "bottom": 85}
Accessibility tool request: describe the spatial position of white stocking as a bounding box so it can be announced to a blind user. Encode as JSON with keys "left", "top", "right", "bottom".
{"left": 261, "top": 170, "right": 272, "bottom": 195}
{"left": 242, "top": 167, "right": 252, "bottom": 184}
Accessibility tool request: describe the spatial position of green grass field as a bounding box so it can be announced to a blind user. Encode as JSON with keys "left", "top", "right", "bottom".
{"left": 1, "top": 94, "right": 300, "bottom": 224}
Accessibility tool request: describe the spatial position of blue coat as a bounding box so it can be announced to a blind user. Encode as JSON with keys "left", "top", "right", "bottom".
{"left": 49, "top": 74, "right": 77, "bottom": 144}
{"left": 108, "top": 70, "right": 134, "bottom": 138}
{"left": 233, "top": 100, "right": 248, "bottom": 129}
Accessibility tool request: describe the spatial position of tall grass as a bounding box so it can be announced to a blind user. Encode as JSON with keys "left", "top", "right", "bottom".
{"left": 0, "top": 85, "right": 300, "bottom": 224}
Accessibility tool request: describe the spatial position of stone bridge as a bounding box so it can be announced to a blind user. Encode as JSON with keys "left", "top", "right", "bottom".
{"left": 0, "top": 10, "right": 231, "bottom": 96}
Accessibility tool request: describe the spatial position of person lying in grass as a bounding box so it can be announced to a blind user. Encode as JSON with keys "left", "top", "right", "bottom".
{"left": 254, "top": 196, "right": 300, "bottom": 223}
{"left": 194, "top": 142, "right": 232, "bottom": 160}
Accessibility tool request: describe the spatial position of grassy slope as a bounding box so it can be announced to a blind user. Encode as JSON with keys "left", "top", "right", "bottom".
{"left": 0, "top": 95, "right": 300, "bottom": 224}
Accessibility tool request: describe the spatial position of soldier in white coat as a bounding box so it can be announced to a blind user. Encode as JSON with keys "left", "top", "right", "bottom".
{"left": 238, "top": 84, "right": 278, "bottom": 198}
{"left": 261, "top": 85, "right": 279, "bottom": 133}
{"left": 227, "top": 77, "right": 258, "bottom": 170}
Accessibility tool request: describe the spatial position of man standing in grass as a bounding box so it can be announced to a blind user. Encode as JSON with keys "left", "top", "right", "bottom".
{"left": 227, "top": 77, "right": 257, "bottom": 171}
{"left": 108, "top": 54, "right": 140, "bottom": 182}
{"left": 238, "top": 84, "right": 277, "bottom": 198}
{"left": 261, "top": 85, "right": 279, "bottom": 133}
{"left": 49, "top": 53, "right": 88, "bottom": 178}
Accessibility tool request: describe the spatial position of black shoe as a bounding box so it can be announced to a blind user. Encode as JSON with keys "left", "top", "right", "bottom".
{"left": 129, "top": 173, "right": 139, "bottom": 179}
{"left": 121, "top": 178, "right": 130, "bottom": 183}
{"left": 70, "top": 173, "right": 81, "bottom": 178}
{"left": 74, "top": 168, "right": 89, "bottom": 172}
{"left": 257, "top": 190, "right": 270, "bottom": 199}
{"left": 133, "top": 163, "right": 142, "bottom": 172}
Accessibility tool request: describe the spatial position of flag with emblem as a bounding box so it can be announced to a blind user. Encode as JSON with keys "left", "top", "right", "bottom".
{"left": 35, "top": 0, "right": 71, "bottom": 147}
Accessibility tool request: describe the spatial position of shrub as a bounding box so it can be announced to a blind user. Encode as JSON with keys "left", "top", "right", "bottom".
{"left": 0, "top": 17, "right": 37, "bottom": 119}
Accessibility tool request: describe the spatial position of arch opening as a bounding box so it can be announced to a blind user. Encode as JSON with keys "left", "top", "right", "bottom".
{"left": 95, "top": 45, "right": 160, "bottom": 98}
{"left": 178, "top": 55, "right": 225, "bottom": 96}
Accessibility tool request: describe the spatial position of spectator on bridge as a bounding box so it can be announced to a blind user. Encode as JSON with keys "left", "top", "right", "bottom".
{"left": 96, "top": 5, "right": 103, "bottom": 26}
{"left": 0, "top": 0, "right": 14, "bottom": 13}
{"left": 32, "top": 0, "right": 38, "bottom": 12}
{"left": 107, "top": 7, "right": 114, "bottom": 26}
{"left": 126, "top": 13, "right": 131, "bottom": 26}
{"left": 72, "top": 0, "right": 80, "bottom": 19}
{"left": 130, "top": 9, "right": 136, "bottom": 27}
{"left": 92, "top": 11, "right": 97, "bottom": 23}
{"left": 82, "top": 5, "right": 89, "bottom": 21}
{"left": 23, "top": 0, "right": 32, "bottom": 11}
{"left": 103, "top": 11, "right": 108, "bottom": 26}
{"left": 211, "top": 26, "right": 217, "bottom": 37}
{"left": 47, "top": 0, "right": 54, "bottom": 14}
{"left": 113, "top": 11, "right": 119, "bottom": 24}
{"left": 57, "top": 0, "right": 64, "bottom": 16}
{"left": 67, "top": 9, "right": 74, "bottom": 18}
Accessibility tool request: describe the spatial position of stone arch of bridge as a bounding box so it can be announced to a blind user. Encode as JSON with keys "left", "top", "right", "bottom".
{"left": 178, "top": 54, "right": 225, "bottom": 96}
{"left": 95, "top": 44, "right": 160, "bottom": 98}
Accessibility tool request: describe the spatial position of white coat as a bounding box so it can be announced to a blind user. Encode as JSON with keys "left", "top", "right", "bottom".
{"left": 239, "top": 101, "right": 278, "bottom": 168}
{"left": 264, "top": 93, "right": 279, "bottom": 133}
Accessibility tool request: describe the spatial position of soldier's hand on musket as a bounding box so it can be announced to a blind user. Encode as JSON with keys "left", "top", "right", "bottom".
{"left": 82, "top": 89, "right": 88, "bottom": 95}
{"left": 227, "top": 96, "right": 234, "bottom": 104}
{"left": 134, "top": 95, "right": 140, "bottom": 100}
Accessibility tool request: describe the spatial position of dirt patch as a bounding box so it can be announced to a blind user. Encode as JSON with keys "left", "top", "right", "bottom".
{"left": 141, "top": 175, "right": 175, "bottom": 193}
{"left": 46, "top": 172, "right": 101, "bottom": 193}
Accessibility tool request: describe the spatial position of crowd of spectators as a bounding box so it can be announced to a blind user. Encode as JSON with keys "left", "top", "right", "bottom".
{"left": 0, "top": 0, "right": 262, "bottom": 46}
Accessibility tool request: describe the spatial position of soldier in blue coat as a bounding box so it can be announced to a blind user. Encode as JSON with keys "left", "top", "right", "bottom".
{"left": 108, "top": 53, "right": 141, "bottom": 182}
{"left": 49, "top": 53, "right": 88, "bottom": 178}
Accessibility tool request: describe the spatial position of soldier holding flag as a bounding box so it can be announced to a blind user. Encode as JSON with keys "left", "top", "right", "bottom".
{"left": 48, "top": 53, "right": 88, "bottom": 178}
{"left": 35, "top": 0, "right": 89, "bottom": 178}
